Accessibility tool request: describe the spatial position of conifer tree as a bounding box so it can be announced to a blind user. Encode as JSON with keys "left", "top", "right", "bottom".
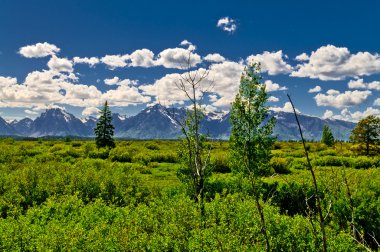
{"left": 350, "top": 115, "right": 380, "bottom": 155}
{"left": 229, "top": 63, "right": 276, "bottom": 251}
{"left": 321, "top": 125, "right": 334, "bottom": 146}
{"left": 94, "top": 101, "right": 115, "bottom": 149}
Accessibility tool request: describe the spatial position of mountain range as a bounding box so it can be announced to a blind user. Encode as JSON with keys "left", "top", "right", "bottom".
{"left": 0, "top": 105, "right": 356, "bottom": 140}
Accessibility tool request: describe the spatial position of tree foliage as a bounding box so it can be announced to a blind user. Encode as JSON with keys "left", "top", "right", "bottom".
{"left": 321, "top": 125, "right": 334, "bottom": 147}
{"left": 94, "top": 101, "right": 115, "bottom": 149}
{"left": 350, "top": 115, "right": 380, "bottom": 155}
{"left": 229, "top": 63, "right": 276, "bottom": 251}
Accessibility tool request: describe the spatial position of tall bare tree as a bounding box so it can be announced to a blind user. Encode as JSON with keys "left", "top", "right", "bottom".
{"left": 164, "top": 54, "right": 214, "bottom": 207}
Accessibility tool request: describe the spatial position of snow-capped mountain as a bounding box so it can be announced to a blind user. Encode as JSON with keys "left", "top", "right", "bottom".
{"left": 10, "top": 118, "right": 33, "bottom": 136}
{"left": 0, "top": 106, "right": 357, "bottom": 140}
{"left": 28, "top": 108, "right": 93, "bottom": 137}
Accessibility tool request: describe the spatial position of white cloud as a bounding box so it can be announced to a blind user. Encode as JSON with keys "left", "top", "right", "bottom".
{"left": 329, "top": 107, "right": 380, "bottom": 122}
{"left": 374, "top": 98, "right": 380, "bottom": 106}
{"left": 0, "top": 70, "right": 102, "bottom": 109}
{"left": 25, "top": 109, "right": 39, "bottom": 115}
{"left": 102, "top": 85, "right": 151, "bottom": 106}
{"left": 128, "top": 49, "right": 155, "bottom": 67}
{"left": 206, "top": 61, "right": 245, "bottom": 108}
{"left": 347, "top": 78, "right": 380, "bottom": 90}
{"left": 295, "top": 53, "right": 309, "bottom": 61}
{"left": 19, "top": 42, "right": 60, "bottom": 58}
{"left": 292, "top": 45, "right": 380, "bottom": 80}
{"left": 204, "top": 53, "right": 225, "bottom": 63}
{"left": 155, "top": 48, "right": 202, "bottom": 69}
{"left": 268, "top": 96, "right": 279, "bottom": 102}
{"left": 82, "top": 107, "right": 100, "bottom": 117}
{"left": 322, "top": 110, "right": 334, "bottom": 119}
{"left": 314, "top": 90, "right": 372, "bottom": 108}
{"left": 140, "top": 72, "right": 194, "bottom": 105}
{"left": 73, "top": 57, "right": 99, "bottom": 67}
{"left": 270, "top": 102, "right": 299, "bottom": 113}
{"left": 104, "top": 77, "right": 137, "bottom": 86}
{"left": 217, "top": 17, "right": 237, "bottom": 33}
{"left": 104, "top": 77, "right": 120, "bottom": 85}
{"left": 47, "top": 55, "right": 73, "bottom": 73}
{"left": 264, "top": 80, "right": 287, "bottom": 92}
{"left": 247, "top": 51, "right": 293, "bottom": 75}
{"left": 308, "top": 85, "right": 322, "bottom": 93}
{"left": 101, "top": 54, "right": 129, "bottom": 70}
{"left": 180, "top": 40, "right": 196, "bottom": 51}
{"left": 0, "top": 76, "right": 17, "bottom": 86}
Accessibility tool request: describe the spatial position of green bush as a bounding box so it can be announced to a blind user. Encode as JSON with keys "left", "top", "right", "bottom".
{"left": 89, "top": 148, "right": 110, "bottom": 159}
{"left": 109, "top": 147, "right": 132, "bottom": 162}
{"left": 290, "top": 158, "right": 307, "bottom": 170}
{"left": 211, "top": 153, "right": 231, "bottom": 173}
{"left": 270, "top": 157, "right": 290, "bottom": 174}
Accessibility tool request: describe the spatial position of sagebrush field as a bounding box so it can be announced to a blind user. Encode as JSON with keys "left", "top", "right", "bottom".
{"left": 0, "top": 138, "right": 379, "bottom": 251}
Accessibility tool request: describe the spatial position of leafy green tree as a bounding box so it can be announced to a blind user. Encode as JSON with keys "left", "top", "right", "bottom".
{"left": 94, "top": 101, "right": 115, "bottom": 149}
{"left": 350, "top": 115, "right": 380, "bottom": 155}
{"left": 321, "top": 125, "right": 334, "bottom": 146}
{"left": 229, "top": 62, "right": 276, "bottom": 251}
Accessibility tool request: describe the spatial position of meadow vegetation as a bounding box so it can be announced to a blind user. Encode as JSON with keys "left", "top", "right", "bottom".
{"left": 0, "top": 138, "right": 379, "bottom": 251}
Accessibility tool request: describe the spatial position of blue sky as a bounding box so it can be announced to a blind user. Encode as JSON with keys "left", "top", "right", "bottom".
{"left": 0, "top": 0, "right": 379, "bottom": 121}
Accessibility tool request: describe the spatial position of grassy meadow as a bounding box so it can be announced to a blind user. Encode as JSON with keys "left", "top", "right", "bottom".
{"left": 0, "top": 138, "right": 379, "bottom": 251}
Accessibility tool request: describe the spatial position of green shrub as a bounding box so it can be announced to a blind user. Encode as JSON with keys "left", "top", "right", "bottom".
{"left": 144, "top": 142, "right": 160, "bottom": 150}
{"left": 109, "top": 147, "right": 132, "bottom": 162}
{"left": 270, "top": 157, "right": 290, "bottom": 174}
{"left": 211, "top": 153, "right": 231, "bottom": 173}
{"left": 290, "top": 158, "right": 307, "bottom": 170}
{"left": 89, "top": 148, "right": 110, "bottom": 159}
{"left": 150, "top": 151, "right": 177, "bottom": 163}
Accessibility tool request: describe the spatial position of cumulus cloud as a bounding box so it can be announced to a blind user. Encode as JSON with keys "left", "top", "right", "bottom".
{"left": 155, "top": 48, "right": 202, "bottom": 69}
{"left": 263, "top": 80, "right": 287, "bottom": 92}
{"left": 140, "top": 72, "right": 195, "bottom": 105}
{"left": 47, "top": 56, "right": 73, "bottom": 73}
{"left": 204, "top": 53, "right": 225, "bottom": 63}
{"left": 270, "top": 102, "right": 299, "bottom": 113}
{"left": 0, "top": 76, "right": 17, "bottom": 86}
{"left": 374, "top": 98, "right": 380, "bottom": 106}
{"left": 101, "top": 54, "right": 129, "bottom": 70}
{"left": 0, "top": 70, "right": 97, "bottom": 108}
{"left": 292, "top": 45, "right": 380, "bottom": 80}
{"left": 247, "top": 51, "right": 293, "bottom": 75}
{"left": 19, "top": 42, "right": 60, "bottom": 58}
{"left": 322, "top": 110, "right": 334, "bottom": 119}
{"left": 314, "top": 90, "right": 372, "bottom": 108}
{"left": 82, "top": 107, "right": 100, "bottom": 117}
{"left": 128, "top": 49, "right": 155, "bottom": 67}
{"left": 295, "top": 53, "right": 309, "bottom": 61}
{"left": 102, "top": 85, "right": 151, "bottom": 106}
{"left": 104, "top": 77, "right": 138, "bottom": 86}
{"left": 217, "top": 17, "right": 237, "bottom": 33}
{"left": 268, "top": 96, "right": 279, "bottom": 102}
{"left": 327, "top": 107, "right": 380, "bottom": 122}
{"left": 104, "top": 77, "right": 120, "bottom": 85}
{"left": 308, "top": 85, "right": 322, "bottom": 93}
{"left": 180, "top": 40, "right": 196, "bottom": 51}
{"left": 73, "top": 56, "right": 99, "bottom": 67}
{"left": 347, "top": 78, "right": 380, "bottom": 90}
{"left": 206, "top": 61, "right": 245, "bottom": 108}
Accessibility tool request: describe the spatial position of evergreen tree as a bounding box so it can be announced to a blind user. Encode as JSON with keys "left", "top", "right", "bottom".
{"left": 321, "top": 125, "right": 334, "bottom": 146}
{"left": 350, "top": 115, "right": 380, "bottom": 155}
{"left": 94, "top": 101, "right": 115, "bottom": 149}
{"left": 229, "top": 63, "right": 276, "bottom": 251}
